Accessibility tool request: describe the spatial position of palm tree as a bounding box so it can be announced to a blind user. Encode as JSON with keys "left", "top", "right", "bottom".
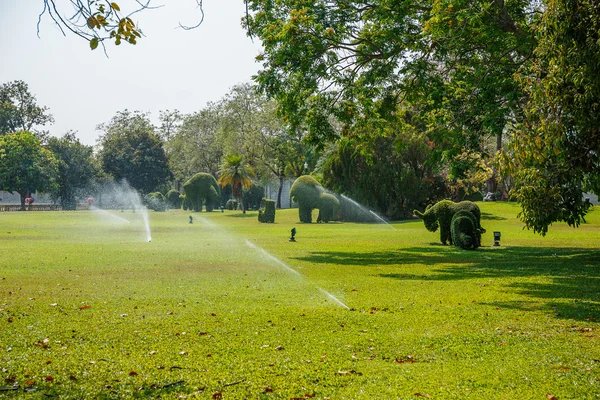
{"left": 217, "top": 154, "right": 253, "bottom": 213}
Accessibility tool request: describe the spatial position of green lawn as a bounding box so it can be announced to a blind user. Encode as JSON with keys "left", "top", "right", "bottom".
{"left": 1, "top": 203, "right": 599, "bottom": 399}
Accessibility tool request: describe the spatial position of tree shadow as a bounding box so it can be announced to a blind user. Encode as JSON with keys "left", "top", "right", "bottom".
{"left": 294, "top": 246, "right": 600, "bottom": 322}
{"left": 481, "top": 212, "right": 508, "bottom": 221}
{"left": 377, "top": 246, "right": 600, "bottom": 322}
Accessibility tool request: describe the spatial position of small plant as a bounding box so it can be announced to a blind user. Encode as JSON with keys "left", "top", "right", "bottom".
{"left": 258, "top": 198, "right": 276, "bottom": 223}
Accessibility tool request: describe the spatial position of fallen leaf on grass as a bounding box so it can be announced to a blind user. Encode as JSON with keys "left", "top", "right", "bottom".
{"left": 336, "top": 370, "right": 362, "bottom": 376}
{"left": 79, "top": 305, "right": 91, "bottom": 310}
{"left": 263, "top": 386, "right": 274, "bottom": 393}
{"left": 395, "top": 356, "right": 416, "bottom": 364}
{"left": 69, "top": 375, "right": 77, "bottom": 381}
{"left": 414, "top": 393, "right": 431, "bottom": 398}
{"left": 546, "top": 395, "right": 559, "bottom": 400}
{"left": 25, "top": 380, "right": 35, "bottom": 386}
{"left": 129, "top": 371, "right": 138, "bottom": 376}
{"left": 45, "top": 376, "right": 54, "bottom": 382}
{"left": 212, "top": 392, "right": 222, "bottom": 399}
{"left": 552, "top": 366, "right": 570, "bottom": 370}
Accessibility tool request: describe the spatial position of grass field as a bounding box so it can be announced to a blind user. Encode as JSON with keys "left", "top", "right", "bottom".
{"left": 1, "top": 203, "right": 599, "bottom": 399}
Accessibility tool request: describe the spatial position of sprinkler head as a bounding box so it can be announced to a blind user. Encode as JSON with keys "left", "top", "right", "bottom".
{"left": 289, "top": 227, "right": 297, "bottom": 242}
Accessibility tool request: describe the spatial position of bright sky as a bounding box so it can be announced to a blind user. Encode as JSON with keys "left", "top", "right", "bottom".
{"left": 0, "top": 0, "right": 262, "bottom": 146}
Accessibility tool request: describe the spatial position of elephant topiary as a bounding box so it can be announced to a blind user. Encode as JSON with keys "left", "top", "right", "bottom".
{"left": 290, "top": 175, "right": 340, "bottom": 223}
{"left": 450, "top": 210, "right": 481, "bottom": 249}
{"left": 414, "top": 200, "right": 484, "bottom": 245}
{"left": 183, "top": 173, "right": 221, "bottom": 212}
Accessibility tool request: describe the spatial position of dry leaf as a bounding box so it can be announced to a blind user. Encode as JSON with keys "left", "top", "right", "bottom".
{"left": 546, "top": 395, "right": 559, "bottom": 400}
{"left": 414, "top": 393, "right": 431, "bottom": 398}
{"left": 129, "top": 371, "right": 138, "bottom": 376}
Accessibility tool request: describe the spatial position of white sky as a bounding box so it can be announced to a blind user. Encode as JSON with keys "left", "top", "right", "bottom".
{"left": 0, "top": 0, "right": 262, "bottom": 145}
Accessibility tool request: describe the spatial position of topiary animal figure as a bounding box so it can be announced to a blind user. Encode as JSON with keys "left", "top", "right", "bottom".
{"left": 183, "top": 173, "right": 221, "bottom": 212}
{"left": 451, "top": 210, "right": 480, "bottom": 249}
{"left": 166, "top": 189, "right": 182, "bottom": 209}
{"left": 144, "top": 192, "right": 166, "bottom": 212}
{"left": 290, "top": 175, "right": 340, "bottom": 223}
{"left": 414, "top": 200, "right": 484, "bottom": 245}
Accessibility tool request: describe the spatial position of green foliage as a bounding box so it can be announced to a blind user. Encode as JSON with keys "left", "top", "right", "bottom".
{"left": 0, "top": 80, "right": 54, "bottom": 135}
{"left": 144, "top": 192, "right": 166, "bottom": 212}
{"left": 258, "top": 198, "right": 276, "bottom": 223}
{"left": 414, "top": 200, "right": 483, "bottom": 245}
{"left": 218, "top": 154, "right": 253, "bottom": 211}
{"left": 0, "top": 130, "right": 58, "bottom": 209}
{"left": 242, "top": 184, "right": 265, "bottom": 211}
{"left": 47, "top": 132, "right": 96, "bottom": 210}
{"left": 450, "top": 210, "right": 480, "bottom": 250}
{"left": 165, "top": 189, "right": 182, "bottom": 209}
{"left": 500, "top": 0, "right": 600, "bottom": 235}
{"left": 290, "top": 175, "right": 339, "bottom": 223}
{"left": 98, "top": 110, "right": 172, "bottom": 194}
{"left": 183, "top": 173, "right": 220, "bottom": 212}
{"left": 322, "top": 121, "right": 449, "bottom": 220}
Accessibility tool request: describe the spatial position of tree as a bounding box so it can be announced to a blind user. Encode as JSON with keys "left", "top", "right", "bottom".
{"left": 217, "top": 154, "right": 253, "bottom": 213}
{"left": 0, "top": 80, "right": 54, "bottom": 135}
{"left": 97, "top": 110, "right": 172, "bottom": 194}
{"left": 0, "top": 131, "right": 58, "bottom": 210}
{"left": 47, "top": 131, "right": 97, "bottom": 210}
{"left": 37, "top": 0, "right": 207, "bottom": 51}
{"left": 166, "top": 105, "right": 223, "bottom": 185}
{"left": 500, "top": 0, "right": 600, "bottom": 235}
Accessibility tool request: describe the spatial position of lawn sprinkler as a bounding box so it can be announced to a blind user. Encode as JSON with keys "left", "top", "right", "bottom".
{"left": 289, "top": 227, "right": 297, "bottom": 242}
{"left": 189, "top": 215, "right": 193, "bottom": 224}
{"left": 493, "top": 231, "right": 501, "bottom": 246}
{"left": 220, "top": 206, "right": 224, "bottom": 213}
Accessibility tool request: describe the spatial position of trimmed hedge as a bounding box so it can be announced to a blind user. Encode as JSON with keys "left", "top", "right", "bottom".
{"left": 225, "top": 199, "right": 238, "bottom": 210}
{"left": 166, "top": 189, "right": 182, "bottom": 209}
{"left": 290, "top": 175, "right": 340, "bottom": 223}
{"left": 183, "top": 173, "right": 220, "bottom": 212}
{"left": 451, "top": 210, "right": 480, "bottom": 249}
{"left": 258, "top": 198, "right": 276, "bottom": 223}
{"left": 144, "top": 192, "right": 166, "bottom": 212}
{"left": 414, "top": 200, "right": 484, "bottom": 246}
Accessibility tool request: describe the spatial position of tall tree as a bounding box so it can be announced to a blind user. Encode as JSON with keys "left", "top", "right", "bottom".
{"left": 0, "top": 131, "right": 58, "bottom": 210}
{"left": 47, "top": 131, "right": 97, "bottom": 210}
{"left": 501, "top": 0, "right": 600, "bottom": 234}
{"left": 0, "top": 80, "right": 54, "bottom": 135}
{"left": 166, "top": 105, "right": 223, "bottom": 184}
{"left": 97, "top": 110, "right": 172, "bottom": 194}
{"left": 217, "top": 154, "right": 253, "bottom": 213}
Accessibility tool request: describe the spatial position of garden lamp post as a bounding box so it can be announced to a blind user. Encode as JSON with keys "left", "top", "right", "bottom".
{"left": 494, "top": 231, "right": 501, "bottom": 246}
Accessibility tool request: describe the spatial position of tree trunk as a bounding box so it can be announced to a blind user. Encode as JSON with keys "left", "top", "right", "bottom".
{"left": 276, "top": 176, "right": 283, "bottom": 209}
{"left": 19, "top": 191, "right": 26, "bottom": 211}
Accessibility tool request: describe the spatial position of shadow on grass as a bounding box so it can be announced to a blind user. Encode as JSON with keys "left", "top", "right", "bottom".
{"left": 226, "top": 212, "right": 258, "bottom": 218}
{"left": 295, "top": 246, "right": 600, "bottom": 322}
{"left": 481, "top": 212, "right": 508, "bottom": 221}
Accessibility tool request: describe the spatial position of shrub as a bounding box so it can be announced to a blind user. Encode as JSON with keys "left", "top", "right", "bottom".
{"left": 290, "top": 175, "right": 340, "bottom": 223}
{"left": 225, "top": 199, "right": 238, "bottom": 210}
{"left": 451, "top": 210, "right": 480, "bottom": 249}
{"left": 144, "top": 192, "right": 166, "bottom": 212}
{"left": 243, "top": 184, "right": 265, "bottom": 211}
{"left": 258, "top": 198, "right": 276, "bottom": 223}
{"left": 183, "top": 173, "right": 220, "bottom": 212}
{"left": 414, "top": 200, "right": 484, "bottom": 245}
{"left": 166, "top": 189, "right": 182, "bottom": 209}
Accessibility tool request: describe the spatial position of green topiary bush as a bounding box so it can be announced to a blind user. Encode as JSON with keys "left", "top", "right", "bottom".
{"left": 166, "top": 189, "right": 182, "bottom": 209}
{"left": 144, "top": 192, "right": 166, "bottom": 212}
{"left": 183, "top": 173, "right": 221, "bottom": 212}
{"left": 225, "top": 199, "right": 238, "bottom": 210}
{"left": 414, "top": 200, "right": 484, "bottom": 245}
{"left": 290, "top": 175, "right": 340, "bottom": 223}
{"left": 451, "top": 210, "right": 480, "bottom": 249}
{"left": 258, "top": 198, "right": 276, "bottom": 223}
